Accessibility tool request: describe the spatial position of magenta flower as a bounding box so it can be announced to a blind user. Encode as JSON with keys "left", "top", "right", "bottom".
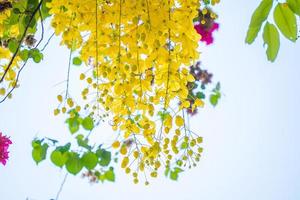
{"left": 0, "top": 132, "right": 12, "bottom": 166}
{"left": 194, "top": 22, "right": 219, "bottom": 45}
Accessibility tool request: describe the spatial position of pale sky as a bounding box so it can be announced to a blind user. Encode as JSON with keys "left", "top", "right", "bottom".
{"left": 1, "top": 1, "right": 300, "bottom": 200}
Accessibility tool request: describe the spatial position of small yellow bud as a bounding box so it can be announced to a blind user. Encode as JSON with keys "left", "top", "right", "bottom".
{"left": 54, "top": 109, "right": 60, "bottom": 116}
{"left": 112, "top": 141, "right": 120, "bottom": 149}
{"left": 121, "top": 157, "right": 129, "bottom": 168}
{"left": 195, "top": 99, "right": 204, "bottom": 107}
{"left": 80, "top": 73, "right": 85, "bottom": 80}
{"left": 57, "top": 95, "right": 63, "bottom": 102}
{"left": 150, "top": 171, "right": 157, "bottom": 178}
{"left": 120, "top": 146, "right": 128, "bottom": 155}
{"left": 0, "top": 88, "right": 6, "bottom": 96}
{"left": 175, "top": 116, "right": 184, "bottom": 127}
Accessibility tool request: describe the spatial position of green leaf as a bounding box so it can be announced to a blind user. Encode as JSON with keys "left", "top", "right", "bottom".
{"left": 245, "top": 0, "right": 273, "bottom": 44}
{"left": 8, "top": 13, "right": 19, "bottom": 25}
{"left": 287, "top": 0, "right": 300, "bottom": 16}
{"left": 13, "top": 8, "right": 21, "bottom": 14}
{"left": 32, "top": 140, "right": 48, "bottom": 165}
{"left": 65, "top": 152, "right": 83, "bottom": 175}
{"left": 158, "top": 111, "right": 170, "bottom": 121}
{"left": 274, "top": 3, "right": 298, "bottom": 42}
{"left": 40, "top": 0, "right": 52, "bottom": 18}
{"left": 66, "top": 110, "right": 81, "bottom": 134}
{"left": 104, "top": 168, "right": 115, "bottom": 182}
{"left": 82, "top": 116, "right": 94, "bottom": 131}
{"left": 72, "top": 57, "right": 82, "bottom": 66}
{"left": 13, "top": 0, "right": 28, "bottom": 13}
{"left": 67, "top": 117, "right": 80, "bottom": 134}
{"left": 164, "top": 167, "right": 170, "bottom": 177}
{"left": 196, "top": 92, "right": 205, "bottom": 99}
{"left": 76, "top": 134, "right": 91, "bottom": 150}
{"left": 97, "top": 148, "right": 112, "bottom": 167}
{"left": 98, "top": 173, "right": 106, "bottom": 183}
{"left": 174, "top": 167, "right": 184, "bottom": 173}
{"left": 210, "top": 93, "right": 221, "bottom": 107}
{"left": 19, "top": 49, "right": 29, "bottom": 60}
{"left": 263, "top": 22, "right": 280, "bottom": 62}
{"left": 170, "top": 171, "right": 179, "bottom": 180}
{"left": 24, "top": 15, "right": 37, "bottom": 29}
{"left": 56, "top": 143, "right": 71, "bottom": 153}
{"left": 27, "top": 0, "right": 39, "bottom": 11}
{"left": 170, "top": 168, "right": 183, "bottom": 181}
{"left": 50, "top": 150, "right": 68, "bottom": 168}
{"left": 8, "top": 40, "right": 18, "bottom": 53}
{"left": 81, "top": 152, "right": 98, "bottom": 170}
{"left": 29, "top": 49, "right": 43, "bottom": 63}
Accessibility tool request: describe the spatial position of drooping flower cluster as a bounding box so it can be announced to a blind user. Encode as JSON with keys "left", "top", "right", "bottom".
{"left": 0, "top": 132, "right": 12, "bottom": 166}
{"left": 48, "top": 0, "right": 207, "bottom": 183}
{"left": 0, "top": 0, "right": 221, "bottom": 183}
{"left": 194, "top": 8, "right": 219, "bottom": 45}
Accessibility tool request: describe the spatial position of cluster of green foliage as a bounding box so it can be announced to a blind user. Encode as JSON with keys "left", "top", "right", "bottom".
{"left": 1, "top": 0, "right": 50, "bottom": 61}
{"left": 31, "top": 111, "right": 116, "bottom": 183}
{"left": 32, "top": 109, "right": 196, "bottom": 182}
{"left": 246, "top": 0, "right": 300, "bottom": 62}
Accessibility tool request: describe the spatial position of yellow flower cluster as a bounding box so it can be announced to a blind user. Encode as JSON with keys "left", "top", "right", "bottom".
{"left": 48, "top": 0, "right": 208, "bottom": 183}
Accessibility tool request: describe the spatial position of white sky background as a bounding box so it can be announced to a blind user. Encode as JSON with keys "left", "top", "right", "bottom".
{"left": 1, "top": 0, "right": 300, "bottom": 200}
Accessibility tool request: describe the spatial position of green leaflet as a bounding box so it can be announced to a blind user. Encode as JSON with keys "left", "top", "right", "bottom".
{"left": 82, "top": 116, "right": 94, "bottom": 131}
{"left": 210, "top": 82, "right": 221, "bottom": 107}
{"left": 32, "top": 140, "right": 48, "bottom": 165}
{"left": 56, "top": 143, "right": 71, "bottom": 153}
{"left": 50, "top": 143, "right": 70, "bottom": 169}
{"left": 29, "top": 49, "right": 44, "bottom": 63}
{"left": 97, "top": 148, "right": 112, "bottom": 167}
{"left": 76, "top": 134, "right": 91, "bottom": 150}
{"left": 81, "top": 152, "right": 98, "bottom": 170}
{"left": 274, "top": 3, "right": 298, "bottom": 42}
{"left": 165, "top": 167, "right": 184, "bottom": 181}
{"left": 40, "top": 0, "right": 52, "bottom": 18}
{"left": 72, "top": 57, "right": 82, "bottom": 66}
{"left": 287, "top": 0, "right": 300, "bottom": 16}
{"left": 19, "top": 50, "right": 29, "bottom": 61}
{"left": 104, "top": 168, "right": 115, "bottom": 182}
{"left": 8, "top": 39, "right": 18, "bottom": 53}
{"left": 65, "top": 152, "right": 83, "bottom": 175}
{"left": 50, "top": 150, "right": 68, "bottom": 168}
{"left": 263, "top": 23, "right": 280, "bottom": 62}
{"left": 245, "top": 0, "right": 273, "bottom": 44}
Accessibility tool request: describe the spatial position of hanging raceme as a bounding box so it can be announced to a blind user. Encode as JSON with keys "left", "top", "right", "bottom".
{"left": 0, "top": 0, "right": 221, "bottom": 183}
{"left": 48, "top": 0, "right": 212, "bottom": 183}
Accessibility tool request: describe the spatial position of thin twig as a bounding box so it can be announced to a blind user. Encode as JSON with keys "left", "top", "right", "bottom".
{"left": 41, "top": 32, "right": 55, "bottom": 52}
{"left": 55, "top": 173, "right": 68, "bottom": 200}
{"left": 65, "top": 49, "right": 72, "bottom": 99}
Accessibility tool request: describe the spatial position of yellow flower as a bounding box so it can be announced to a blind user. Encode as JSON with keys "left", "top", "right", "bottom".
{"left": 175, "top": 116, "right": 184, "bottom": 127}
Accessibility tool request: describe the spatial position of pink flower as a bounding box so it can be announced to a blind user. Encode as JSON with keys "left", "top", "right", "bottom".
{"left": 194, "top": 22, "right": 219, "bottom": 45}
{"left": 0, "top": 132, "right": 12, "bottom": 166}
